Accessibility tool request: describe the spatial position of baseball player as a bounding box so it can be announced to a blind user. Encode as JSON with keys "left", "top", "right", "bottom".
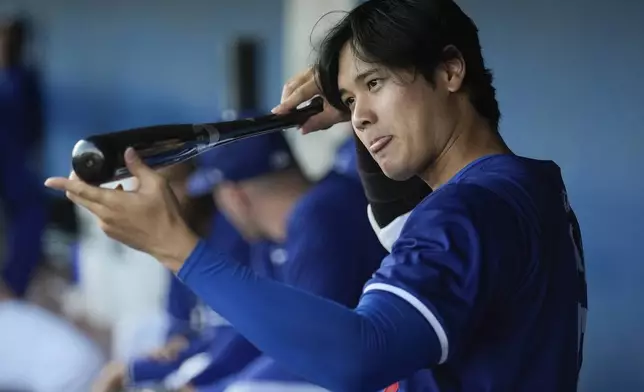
{"left": 46, "top": 1, "right": 588, "bottom": 391}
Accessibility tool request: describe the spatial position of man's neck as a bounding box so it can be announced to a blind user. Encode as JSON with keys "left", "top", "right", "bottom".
{"left": 420, "top": 114, "right": 511, "bottom": 189}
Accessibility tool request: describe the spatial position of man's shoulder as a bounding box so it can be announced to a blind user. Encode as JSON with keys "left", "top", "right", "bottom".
{"left": 400, "top": 154, "right": 565, "bottom": 246}
{"left": 424, "top": 155, "right": 563, "bottom": 211}
{"left": 416, "top": 177, "right": 505, "bottom": 212}
{"left": 454, "top": 154, "right": 564, "bottom": 193}
{"left": 401, "top": 176, "right": 530, "bottom": 244}
{"left": 407, "top": 181, "right": 509, "bottom": 232}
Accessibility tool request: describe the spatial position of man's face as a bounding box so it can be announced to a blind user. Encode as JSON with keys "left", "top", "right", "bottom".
{"left": 337, "top": 43, "right": 461, "bottom": 181}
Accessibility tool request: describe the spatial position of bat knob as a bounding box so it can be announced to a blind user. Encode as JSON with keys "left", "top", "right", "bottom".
{"left": 71, "top": 139, "right": 110, "bottom": 185}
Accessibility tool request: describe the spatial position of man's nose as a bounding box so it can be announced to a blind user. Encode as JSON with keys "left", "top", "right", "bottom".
{"left": 351, "top": 99, "right": 376, "bottom": 132}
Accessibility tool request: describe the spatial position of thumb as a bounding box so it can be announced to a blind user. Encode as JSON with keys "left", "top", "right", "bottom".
{"left": 124, "top": 147, "right": 156, "bottom": 182}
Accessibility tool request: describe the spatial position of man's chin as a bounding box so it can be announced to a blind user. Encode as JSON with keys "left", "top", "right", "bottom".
{"left": 380, "top": 163, "right": 415, "bottom": 182}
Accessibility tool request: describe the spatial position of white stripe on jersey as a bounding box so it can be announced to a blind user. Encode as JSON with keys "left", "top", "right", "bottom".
{"left": 364, "top": 283, "right": 449, "bottom": 364}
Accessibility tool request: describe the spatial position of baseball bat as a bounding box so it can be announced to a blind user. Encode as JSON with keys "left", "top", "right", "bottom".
{"left": 71, "top": 97, "right": 323, "bottom": 185}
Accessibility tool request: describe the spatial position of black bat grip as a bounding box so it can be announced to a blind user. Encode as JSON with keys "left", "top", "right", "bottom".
{"left": 71, "top": 97, "right": 324, "bottom": 185}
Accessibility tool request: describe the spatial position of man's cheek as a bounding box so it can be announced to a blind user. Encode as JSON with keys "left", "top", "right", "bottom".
{"left": 353, "top": 129, "right": 369, "bottom": 148}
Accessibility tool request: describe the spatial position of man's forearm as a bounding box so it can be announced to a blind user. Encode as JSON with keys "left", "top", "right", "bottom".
{"left": 177, "top": 240, "right": 438, "bottom": 391}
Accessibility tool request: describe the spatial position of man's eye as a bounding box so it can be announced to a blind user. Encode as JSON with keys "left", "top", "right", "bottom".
{"left": 367, "top": 79, "right": 381, "bottom": 90}
{"left": 343, "top": 97, "right": 355, "bottom": 108}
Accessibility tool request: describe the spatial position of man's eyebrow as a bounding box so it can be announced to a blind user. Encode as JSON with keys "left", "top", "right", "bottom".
{"left": 355, "top": 68, "right": 379, "bottom": 82}
{"left": 339, "top": 68, "right": 380, "bottom": 96}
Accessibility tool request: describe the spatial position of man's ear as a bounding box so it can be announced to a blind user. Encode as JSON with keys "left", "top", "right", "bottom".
{"left": 440, "top": 45, "right": 466, "bottom": 93}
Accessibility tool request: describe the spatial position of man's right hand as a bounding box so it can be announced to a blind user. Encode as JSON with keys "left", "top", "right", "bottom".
{"left": 271, "top": 66, "right": 349, "bottom": 134}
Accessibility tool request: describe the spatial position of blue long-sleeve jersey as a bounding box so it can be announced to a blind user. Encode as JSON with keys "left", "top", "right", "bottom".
{"left": 178, "top": 154, "right": 588, "bottom": 392}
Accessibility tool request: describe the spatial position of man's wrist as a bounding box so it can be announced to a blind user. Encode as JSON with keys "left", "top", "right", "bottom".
{"left": 155, "top": 227, "right": 200, "bottom": 273}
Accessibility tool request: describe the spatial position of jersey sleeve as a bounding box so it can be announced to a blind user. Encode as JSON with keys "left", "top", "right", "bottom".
{"left": 363, "top": 183, "right": 519, "bottom": 365}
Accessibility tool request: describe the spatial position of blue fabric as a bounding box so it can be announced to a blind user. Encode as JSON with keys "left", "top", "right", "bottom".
{"left": 165, "top": 212, "right": 252, "bottom": 339}
{"left": 365, "top": 155, "right": 586, "bottom": 392}
{"left": 276, "top": 170, "right": 385, "bottom": 306}
{"left": 169, "top": 241, "right": 278, "bottom": 387}
{"left": 178, "top": 154, "right": 587, "bottom": 392}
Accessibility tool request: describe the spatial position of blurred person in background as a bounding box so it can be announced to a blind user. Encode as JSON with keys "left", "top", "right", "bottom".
{"left": 0, "top": 15, "right": 47, "bottom": 301}
{"left": 0, "top": 19, "right": 104, "bottom": 392}
{"left": 176, "top": 132, "right": 386, "bottom": 392}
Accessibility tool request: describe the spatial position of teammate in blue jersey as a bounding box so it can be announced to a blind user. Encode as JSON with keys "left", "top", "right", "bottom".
{"left": 177, "top": 131, "right": 387, "bottom": 391}
{"left": 0, "top": 17, "right": 47, "bottom": 300}
{"left": 123, "top": 213, "right": 259, "bottom": 389}
{"left": 46, "top": 0, "right": 588, "bottom": 391}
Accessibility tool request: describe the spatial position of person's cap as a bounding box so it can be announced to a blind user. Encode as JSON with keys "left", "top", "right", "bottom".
{"left": 186, "top": 131, "right": 297, "bottom": 197}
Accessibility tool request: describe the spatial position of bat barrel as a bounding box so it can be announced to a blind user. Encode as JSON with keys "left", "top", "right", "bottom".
{"left": 71, "top": 139, "right": 112, "bottom": 185}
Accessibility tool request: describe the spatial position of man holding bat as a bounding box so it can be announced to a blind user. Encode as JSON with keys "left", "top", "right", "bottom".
{"left": 46, "top": 0, "right": 587, "bottom": 391}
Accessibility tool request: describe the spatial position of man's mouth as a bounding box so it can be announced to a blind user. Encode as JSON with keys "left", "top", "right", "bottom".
{"left": 369, "top": 135, "right": 393, "bottom": 155}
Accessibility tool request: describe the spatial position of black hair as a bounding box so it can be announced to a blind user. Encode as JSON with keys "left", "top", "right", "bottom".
{"left": 315, "top": 0, "right": 501, "bottom": 131}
